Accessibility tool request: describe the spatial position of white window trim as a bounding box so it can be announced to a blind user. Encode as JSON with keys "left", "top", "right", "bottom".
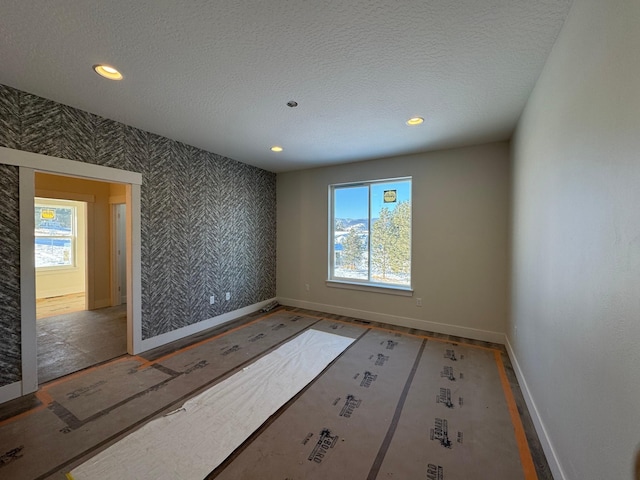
{"left": 328, "top": 177, "right": 412, "bottom": 291}
{"left": 34, "top": 198, "right": 78, "bottom": 271}
{"left": 326, "top": 279, "right": 413, "bottom": 296}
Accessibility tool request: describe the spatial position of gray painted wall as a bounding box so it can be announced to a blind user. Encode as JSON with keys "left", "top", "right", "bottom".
{"left": 511, "top": 0, "right": 640, "bottom": 478}
{"left": 0, "top": 84, "right": 276, "bottom": 387}
{"left": 277, "top": 143, "right": 511, "bottom": 339}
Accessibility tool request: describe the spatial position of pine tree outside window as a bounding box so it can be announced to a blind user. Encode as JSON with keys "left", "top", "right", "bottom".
{"left": 329, "top": 178, "right": 412, "bottom": 289}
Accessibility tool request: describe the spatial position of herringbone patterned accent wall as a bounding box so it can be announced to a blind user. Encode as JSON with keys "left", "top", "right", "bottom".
{"left": 0, "top": 84, "right": 276, "bottom": 386}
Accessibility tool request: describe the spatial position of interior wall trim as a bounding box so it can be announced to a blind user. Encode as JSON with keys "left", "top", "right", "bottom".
{"left": 19, "top": 168, "right": 37, "bottom": 394}
{"left": 0, "top": 147, "right": 142, "bottom": 394}
{"left": 505, "top": 335, "right": 567, "bottom": 480}
{"left": 0, "top": 147, "right": 142, "bottom": 185}
{"left": 278, "top": 298, "right": 506, "bottom": 344}
{"left": 137, "top": 298, "right": 277, "bottom": 353}
{"left": 35, "top": 189, "right": 95, "bottom": 203}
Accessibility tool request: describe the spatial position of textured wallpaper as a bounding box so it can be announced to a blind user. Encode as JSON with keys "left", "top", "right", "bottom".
{"left": 0, "top": 164, "right": 21, "bottom": 386}
{"left": 0, "top": 84, "right": 276, "bottom": 386}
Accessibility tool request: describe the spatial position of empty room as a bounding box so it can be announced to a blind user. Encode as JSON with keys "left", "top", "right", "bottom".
{"left": 0, "top": 1, "right": 638, "bottom": 479}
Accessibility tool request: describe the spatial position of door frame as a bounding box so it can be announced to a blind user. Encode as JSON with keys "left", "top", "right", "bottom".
{"left": 110, "top": 202, "right": 127, "bottom": 307}
{"left": 0, "top": 147, "right": 142, "bottom": 396}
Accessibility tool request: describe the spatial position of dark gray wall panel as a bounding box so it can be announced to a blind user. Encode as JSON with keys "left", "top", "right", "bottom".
{"left": 59, "top": 104, "right": 96, "bottom": 163}
{"left": 254, "top": 168, "right": 277, "bottom": 301}
{"left": 123, "top": 125, "right": 152, "bottom": 333}
{"left": 214, "top": 157, "right": 233, "bottom": 311}
{"left": 166, "top": 140, "right": 190, "bottom": 334}
{"left": 187, "top": 148, "right": 209, "bottom": 325}
{"left": 206, "top": 152, "right": 224, "bottom": 319}
{"left": 146, "top": 134, "right": 175, "bottom": 338}
{"left": 95, "top": 117, "right": 125, "bottom": 169}
{"left": 0, "top": 84, "right": 276, "bottom": 385}
{"left": 218, "top": 159, "right": 243, "bottom": 312}
{"left": 0, "top": 165, "right": 21, "bottom": 385}
{"left": 123, "top": 124, "right": 148, "bottom": 174}
{"left": 20, "top": 93, "right": 62, "bottom": 158}
{"left": 0, "top": 84, "right": 21, "bottom": 149}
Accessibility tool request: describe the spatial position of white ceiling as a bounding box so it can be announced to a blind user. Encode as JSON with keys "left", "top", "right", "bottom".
{"left": 0, "top": 1, "right": 572, "bottom": 172}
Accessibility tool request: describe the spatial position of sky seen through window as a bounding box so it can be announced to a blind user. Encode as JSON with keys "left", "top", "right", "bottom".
{"left": 334, "top": 181, "right": 411, "bottom": 219}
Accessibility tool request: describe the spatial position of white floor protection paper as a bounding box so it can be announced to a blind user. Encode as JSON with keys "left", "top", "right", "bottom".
{"left": 68, "top": 329, "right": 354, "bottom": 480}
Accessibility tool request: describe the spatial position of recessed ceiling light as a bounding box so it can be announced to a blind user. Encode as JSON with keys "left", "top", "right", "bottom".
{"left": 406, "top": 116, "right": 424, "bottom": 126}
{"left": 93, "top": 64, "right": 123, "bottom": 80}
{"left": 270, "top": 146, "right": 284, "bottom": 152}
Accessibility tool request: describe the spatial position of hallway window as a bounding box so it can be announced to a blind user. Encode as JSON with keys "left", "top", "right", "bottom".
{"left": 329, "top": 178, "right": 412, "bottom": 289}
{"left": 35, "top": 199, "right": 77, "bottom": 268}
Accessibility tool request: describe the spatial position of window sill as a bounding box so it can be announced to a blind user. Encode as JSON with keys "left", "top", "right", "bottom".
{"left": 326, "top": 280, "right": 413, "bottom": 297}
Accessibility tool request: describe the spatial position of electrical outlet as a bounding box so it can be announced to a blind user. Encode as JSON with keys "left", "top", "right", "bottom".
{"left": 209, "top": 295, "right": 215, "bottom": 304}
{"left": 416, "top": 297, "right": 422, "bottom": 307}
{"left": 305, "top": 283, "right": 310, "bottom": 292}
{"left": 226, "top": 292, "right": 231, "bottom": 301}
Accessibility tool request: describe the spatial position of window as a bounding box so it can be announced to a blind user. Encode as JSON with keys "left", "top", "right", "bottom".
{"left": 329, "top": 177, "right": 411, "bottom": 290}
{"left": 35, "top": 199, "right": 77, "bottom": 269}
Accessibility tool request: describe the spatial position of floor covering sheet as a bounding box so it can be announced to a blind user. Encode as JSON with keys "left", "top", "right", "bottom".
{"left": 68, "top": 329, "right": 354, "bottom": 480}
{"left": 0, "top": 309, "right": 547, "bottom": 480}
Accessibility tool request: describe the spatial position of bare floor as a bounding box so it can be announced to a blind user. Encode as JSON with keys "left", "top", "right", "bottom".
{"left": 37, "top": 304, "right": 127, "bottom": 383}
{"left": 36, "top": 293, "right": 86, "bottom": 320}
{"left": 0, "top": 307, "right": 552, "bottom": 480}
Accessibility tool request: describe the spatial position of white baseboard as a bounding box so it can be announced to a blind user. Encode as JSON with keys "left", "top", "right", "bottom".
{"left": 36, "top": 288, "right": 84, "bottom": 299}
{"left": 0, "top": 381, "right": 23, "bottom": 404}
{"left": 505, "top": 335, "right": 566, "bottom": 480}
{"left": 278, "top": 298, "right": 505, "bottom": 344}
{"left": 137, "top": 298, "right": 277, "bottom": 353}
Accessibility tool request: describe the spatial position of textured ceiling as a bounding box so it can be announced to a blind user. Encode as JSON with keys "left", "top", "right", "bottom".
{"left": 0, "top": 1, "right": 572, "bottom": 172}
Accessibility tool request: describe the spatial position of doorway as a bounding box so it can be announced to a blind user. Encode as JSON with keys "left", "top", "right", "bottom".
{"left": 34, "top": 173, "right": 129, "bottom": 383}
{"left": 1, "top": 146, "right": 142, "bottom": 399}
